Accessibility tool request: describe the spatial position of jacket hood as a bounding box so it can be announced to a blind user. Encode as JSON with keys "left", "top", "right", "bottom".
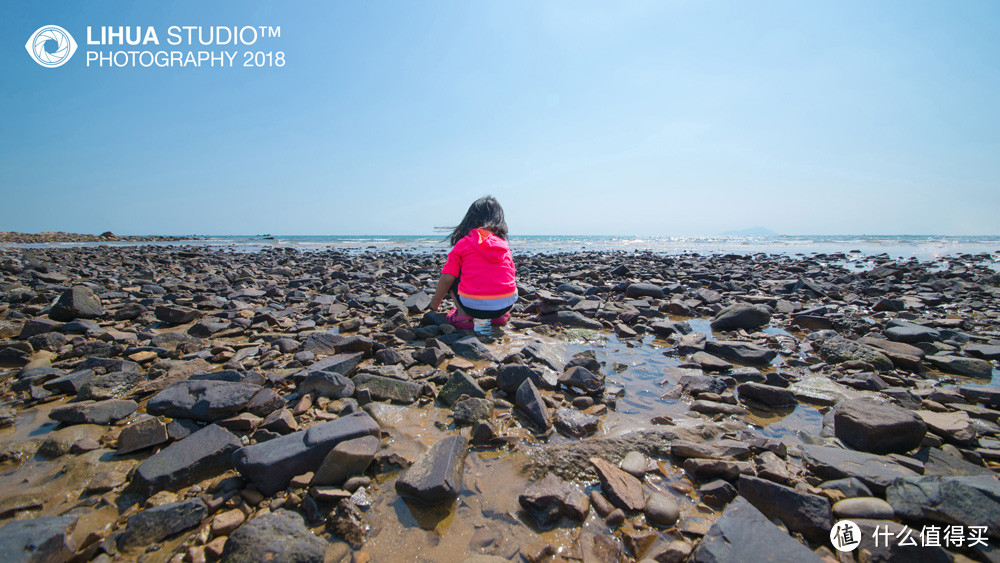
{"left": 467, "top": 228, "right": 509, "bottom": 263}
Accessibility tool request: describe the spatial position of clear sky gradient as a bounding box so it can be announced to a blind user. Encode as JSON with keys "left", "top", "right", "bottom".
{"left": 2, "top": 1, "right": 998, "bottom": 236}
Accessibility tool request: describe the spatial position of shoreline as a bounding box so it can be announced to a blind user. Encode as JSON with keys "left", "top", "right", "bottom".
{"left": 0, "top": 244, "right": 997, "bottom": 561}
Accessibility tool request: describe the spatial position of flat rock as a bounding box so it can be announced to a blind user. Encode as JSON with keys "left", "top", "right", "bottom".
{"left": 704, "top": 340, "right": 777, "bottom": 366}
{"left": 737, "top": 475, "right": 831, "bottom": 542}
{"left": 155, "top": 304, "right": 202, "bottom": 325}
{"left": 799, "top": 444, "right": 918, "bottom": 494}
{"left": 116, "top": 416, "right": 169, "bottom": 454}
{"left": 438, "top": 334, "right": 496, "bottom": 361}
{"left": 926, "top": 354, "right": 993, "bottom": 378}
{"left": 130, "top": 424, "right": 241, "bottom": 496}
{"left": 554, "top": 408, "right": 598, "bottom": 437}
{"left": 691, "top": 497, "right": 821, "bottom": 563}
{"left": 710, "top": 303, "right": 770, "bottom": 331}
{"left": 395, "top": 435, "right": 468, "bottom": 505}
{"left": 147, "top": 380, "right": 263, "bottom": 422}
{"left": 833, "top": 398, "right": 926, "bottom": 454}
{"left": 916, "top": 409, "right": 977, "bottom": 445}
{"left": 886, "top": 475, "right": 1000, "bottom": 537}
{"left": 737, "top": 382, "right": 797, "bottom": 408}
{"left": 518, "top": 473, "right": 589, "bottom": 529}
{"left": 312, "top": 435, "right": 379, "bottom": 486}
{"left": 297, "top": 370, "right": 354, "bottom": 399}
{"left": 438, "top": 370, "right": 487, "bottom": 406}
{"left": 119, "top": 498, "right": 207, "bottom": 549}
{"left": 308, "top": 352, "right": 364, "bottom": 375}
{"left": 49, "top": 399, "right": 137, "bottom": 425}
{"left": 819, "top": 336, "right": 893, "bottom": 372}
{"left": 886, "top": 320, "right": 940, "bottom": 343}
{"left": 537, "top": 310, "right": 604, "bottom": 330}
{"left": 220, "top": 510, "right": 326, "bottom": 563}
{"left": 591, "top": 457, "right": 644, "bottom": 511}
{"left": 0, "top": 515, "right": 77, "bottom": 563}
{"left": 352, "top": 373, "right": 422, "bottom": 403}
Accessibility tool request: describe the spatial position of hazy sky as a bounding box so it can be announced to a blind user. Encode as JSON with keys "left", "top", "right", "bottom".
{"left": 2, "top": 1, "right": 999, "bottom": 236}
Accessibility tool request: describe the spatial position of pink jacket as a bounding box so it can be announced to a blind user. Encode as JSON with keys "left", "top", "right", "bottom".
{"left": 442, "top": 228, "right": 517, "bottom": 300}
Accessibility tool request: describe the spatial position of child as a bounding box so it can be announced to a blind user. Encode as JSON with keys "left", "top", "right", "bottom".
{"left": 429, "top": 196, "right": 517, "bottom": 329}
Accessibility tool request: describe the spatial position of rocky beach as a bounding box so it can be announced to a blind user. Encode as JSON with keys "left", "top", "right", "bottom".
{"left": 0, "top": 243, "right": 998, "bottom": 563}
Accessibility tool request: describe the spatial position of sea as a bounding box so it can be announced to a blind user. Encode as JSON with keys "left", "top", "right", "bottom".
{"left": 7, "top": 235, "right": 1000, "bottom": 264}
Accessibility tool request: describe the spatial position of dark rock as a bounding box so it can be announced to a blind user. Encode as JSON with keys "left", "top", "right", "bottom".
{"left": 233, "top": 412, "right": 379, "bottom": 496}
{"left": 831, "top": 497, "right": 894, "bottom": 519}
{"left": 699, "top": 479, "right": 737, "bottom": 508}
{"left": 308, "top": 352, "right": 364, "bottom": 375}
{"left": 300, "top": 331, "right": 342, "bottom": 355}
{"left": 327, "top": 499, "right": 369, "bottom": 548}
{"left": 395, "top": 435, "right": 468, "bottom": 505}
{"left": 353, "top": 373, "right": 422, "bottom": 403}
{"left": 591, "top": 457, "right": 644, "bottom": 511}
{"left": 298, "top": 370, "right": 354, "bottom": 399}
{"left": 77, "top": 370, "right": 143, "bottom": 400}
{"left": 312, "top": 435, "right": 379, "bottom": 486}
{"left": 833, "top": 398, "right": 926, "bottom": 454}
{"left": 147, "top": 380, "right": 263, "bottom": 422}
{"left": 819, "top": 337, "right": 893, "bottom": 372}
{"left": 558, "top": 366, "right": 604, "bottom": 395}
{"left": 452, "top": 397, "right": 493, "bottom": 424}
{"left": 886, "top": 319, "right": 940, "bottom": 343}
{"left": 926, "top": 354, "right": 993, "bottom": 378}
{"left": 537, "top": 310, "right": 603, "bottom": 330}
{"left": 886, "top": 475, "right": 1000, "bottom": 537}
{"left": 691, "top": 497, "right": 822, "bottom": 563}
{"left": 516, "top": 378, "right": 552, "bottom": 430}
{"left": 799, "top": 444, "right": 918, "bottom": 494}
{"left": 49, "top": 285, "right": 103, "bottom": 322}
{"left": 737, "top": 475, "right": 831, "bottom": 542}
{"left": 625, "top": 283, "right": 665, "bottom": 299}
{"left": 119, "top": 498, "right": 207, "bottom": 548}
{"left": 0, "top": 515, "right": 77, "bottom": 563}
{"left": 220, "top": 510, "right": 326, "bottom": 563}
{"left": 710, "top": 303, "right": 770, "bottom": 331}
{"left": 736, "top": 382, "right": 797, "bottom": 408}
{"left": 965, "top": 343, "right": 1000, "bottom": 361}
{"left": 154, "top": 304, "right": 202, "bottom": 325}
{"left": 438, "top": 334, "right": 496, "bottom": 361}
{"left": 497, "top": 364, "right": 549, "bottom": 393}
{"left": 850, "top": 518, "right": 953, "bottom": 563}
{"left": 518, "top": 473, "right": 589, "bottom": 529}
{"left": 438, "top": 370, "right": 487, "bottom": 405}
{"left": 554, "top": 408, "right": 599, "bottom": 438}
{"left": 704, "top": 340, "right": 777, "bottom": 366}
{"left": 820, "top": 477, "right": 872, "bottom": 498}
{"left": 49, "top": 399, "right": 137, "bottom": 425}
{"left": 131, "top": 424, "right": 241, "bottom": 495}
{"left": 116, "top": 416, "right": 169, "bottom": 454}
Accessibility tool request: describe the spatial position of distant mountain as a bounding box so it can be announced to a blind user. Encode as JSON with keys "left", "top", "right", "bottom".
{"left": 720, "top": 227, "right": 779, "bottom": 236}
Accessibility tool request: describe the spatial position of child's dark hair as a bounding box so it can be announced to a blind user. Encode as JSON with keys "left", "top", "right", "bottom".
{"left": 447, "top": 196, "right": 508, "bottom": 246}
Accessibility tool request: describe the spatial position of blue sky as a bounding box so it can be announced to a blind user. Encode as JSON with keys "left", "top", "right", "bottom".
{"left": 2, "top": 1, "right": 998, "bottom": 236}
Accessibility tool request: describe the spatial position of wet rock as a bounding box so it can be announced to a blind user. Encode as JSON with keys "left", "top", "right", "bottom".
{"left": 886, "top": 475, "right": 1000, "bottom": 537}
{"left": 591, "top": 457, "right": 644, "bottom": 511}
{"left": 116, "top": 416, "right": 169, "bottom": 454}
{"left": 0, "top": 515, "right": 77, "bottom": 563}
{"left": 833, "top": 398, "right": 926, "bottom": 454}
{"left": 211, "top": 509, "right": 245, "bottom": 536}
{"left": 736, "top": 382, "right": 796, "bottom": 408}
{"left": 233, "top": 412, "right": 380, "bottom": 495}
{"left": 831, "top": 496, "right": 894, "bottom": 519}
{"left": 131, "top": 424, "right": 241, "bottom": 495}
{"left": 703, "top": 340, "right": 777, "bottom": 366}
{"left": 147, "top": 380, "right": 264, "bottom": 422}
{"left": 220, "top": 509, "right": 327, "bottom": 563}
{"left": 558, "top": 366, "right": 604, "bottom": 395}
{"left": 312, "top": 435, "right": 379, "bottom": 486}
{"left": 644, "top": 492, "right": 680, "bottom": 526}
{"left": 699, "top": 479, "right": 737, "bottom": 508}
{"left": 819, "top": 336, "right": 894, "bottom": 372}
{"left": 554, "top": 408, "right": 598, "bottom": 438}
{"left": 537, "top": 310, "right": 603, "bottom": 330}
{"left": 438, "top": 370, "right": 487, "bottom": 406}
{"left": 518, "top": 473, "right": 589, "bottom": 529}
{"left": 438, "top": 334, "right": 496, "bottom": 361}
{"left": 925, "top": 354, "right": 993, "bottom": 378}
{"left": 800, "top": 444, "right": 918, "bottom": 494}
{"left": 515, "top": 378, "right": 552, "bottom": 430}
{"left": 395, "top": 435, "right": 468, "bottom": 505}
{"left": 620, "top": 451, "right": 648, "bottom": 477}
{"left": 737, "top": 475, "right": 831, "bottom": 542}
{"left": 297, "top": 370, "right": 354, "bottom": 399}
{"left": 119, "top": 498, "right": 207, "bottom": 549}
{"left": 691, "top": 497, "right": 821, "bottom": 563}
{"left": 309, "top": 352, "right": 365, "bottom": 375}
{"left": 49, "top": 399, "right": 137, "bottom": 425}
{"left": 49, "top": 285, "right": 103, "bottom": 322}
{"left": 353, "top": 373, "right": 422, "bottom": 403}
{"left": 671, "top": 439, "right": 751, "bottom": 460}
{"left": 497, "top": 364, "right": 549, "bottom": 394}
{"left": 154, "top": 304, "right": 202, "bottom": 325}
{"left": 683, "top": 458, "right": 753, "bottom": 481}
{"left": 452, "top": 397, "right": 493, "bottom": 424}
{"left": 710, "top": 303, "right": 770, "bottom": 331}
{"left": 328, "top": 499, "right": 369, "bottom": 547}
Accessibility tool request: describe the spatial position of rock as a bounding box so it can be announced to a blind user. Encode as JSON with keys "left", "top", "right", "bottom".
{"left": 78, "top": 370, "right": 143, "bottom": 400}
{"left": 736, "top": 382, "right": 796, "bottom": 408}
{"left": 537, "top": 310, "right": 603, "bottom": 330}
{"left": 211, "top": 509, "right": 245, "bottom": 536}
{"left": 833, "top": 398, "right": 926, "bottom": 454}
{"left": 591, "top": 457, "right": 644, "bottom": 511}
{"left": 850, "top": 518, "right": 953, "bottom": 563}
{"left": 831, "top": 497, "right": 894, "bottom": 519}
{"left": 395, "top": 435, "right": 468, "bottom": 505}
{"left": 233, "top": 412, "right": 380, "bottom": 496}
{"left": 737, "top": 475, "right": 831, "bottom": 542}
{"left": 683, "top": 458, "right": 752, "bottom": 481}
{"left": 515, "top": 378, "right": 552, "bottom": 430}
{"left": 710, "top": 303, "right": 770, "bottom": 331}
{"left": 959, "top": 385, "right": 1000, "bottom": 408}
{"left": 691, "top": 497, "right": 821, "bottom": 563}
{"left": 300, "top": 332, "right": 342, "bottom": 355}
{"left": 644, "top": 493, "right": 680, "bottom": 526}
{"left": 328, "top": 499, "right": 369, "bottom": 547}
{"left": 497, "top": 364, "right": 550, "bottom": 394}
{"left": 119, "top": 498, "right": 207, "bottom": 549}
{"left": 620, "top": 451, "right": 648, "bottom": 477}
{"left": 886, "top": 475, "right": 1000, "bottom": 537}
{"left": 49, "top": 286, "right": 103, "bottom": 321}
{"left": 673, "top": 370, "right": 728, "bottom": 396}
{"left": 308, "top": 352, "right": 364, "bottom": 375}
{"left": 926, "top": 354, "right": 993, "bottom": 378}
{"left": 220, "top": 510, "right": 327, "bottom": 563}
{"left": 554, "top": 408, "right": 598, "bottom": 438}
{"left": 312, "top": 435, "right": 379, "bottom": 486}
{"left": 49, "top": 399, "right": 137, "bottom": 425}
{"left": 438, "top": 334, "right": 496, "bottom": 361}
{"left": 626, "top": 283, "right": 665, "bottom": 299}
{"left": 452, "top": 397, "right": 493, "bottom": 424}
{"left": 691, "top": 352, "right": 733, "bottom": 372}
{"left": 297, "top": 370, "right": 354, "bottom": 399}
{"left": 819, "top": 477, "right": 872, "bottom": 498}
{"left": 558, "top": 366, "right": 604, "bottom": 395}
{"left": 703, "top": 340, "right": 776, "bottom": 366}
{"left": 147, "top": 380, "right": 264, "bottom": 422}
{"left": 154, "top": 304, "right": 202, "bottom": 325}
{"left": 116, "top": 416, "right": 169, "bottom": 454}
{"left": 352, "top": 373, "right": 422, "bottom": 403}
{"left": 699, "top": 479, "right": 737, "bottom": 508}
{"left": 671, "top": 439, "right": 751, "bottom": 460}
{"left": 965, "top": 343, "right": 1000, "bottom": 361}
{"left": 518, "top": 474, "right": 590, "bottom": 529}
{"left": 799, "top": 444, "right": 918, "bottom": 494}
{"left": 438, "top": 370, "right": 487, "bottom": 405}
{"left": 0, "top": 515, "right": 77, "bottom": 563}
{"left": 886, "top": 319, "right": 940, "bottom": 343}
{"left": 131, "top": 424, "right": 241, "bottom": 495}
{"left": 916, "top": 409, "right": 977, "bottom": 445}
{"left": 819, "top": 337, "right": 893, "bottom": 372}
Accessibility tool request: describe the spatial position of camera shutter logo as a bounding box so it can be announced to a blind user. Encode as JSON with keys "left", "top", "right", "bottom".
{"left": 25, "top": 25, "right": 78, "bottom": 68}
